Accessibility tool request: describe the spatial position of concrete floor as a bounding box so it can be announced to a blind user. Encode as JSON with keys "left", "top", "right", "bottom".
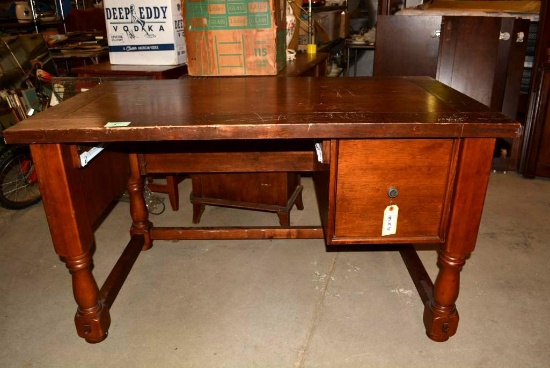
{"left": 1, "top": 172, "right": 549, "bottom": 367}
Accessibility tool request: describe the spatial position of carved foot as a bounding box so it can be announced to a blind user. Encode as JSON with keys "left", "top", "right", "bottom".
{"left": 75, "top": 302, "right": 111, "bottom": 343}
{"left": 424, "top": 251, "right": 465, "bottom": 342}
{"left": 66, "top": 252, "right": 111, "bottom": 343}
{"left": 423, "top": 300, "right": 459, "bottom": 342}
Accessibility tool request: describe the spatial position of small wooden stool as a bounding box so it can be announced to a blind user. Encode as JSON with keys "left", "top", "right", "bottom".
{"left": 190, "top": 173, "right": 304, "bottom": 226}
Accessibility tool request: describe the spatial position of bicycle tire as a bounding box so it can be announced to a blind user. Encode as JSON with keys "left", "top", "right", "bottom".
{"left": 0, "top": 145, "right": 42, "bottom": 210}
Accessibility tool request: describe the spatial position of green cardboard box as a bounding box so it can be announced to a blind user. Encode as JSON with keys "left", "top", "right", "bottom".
{"left": 182, "top": 0, "right": 286, "bottom": 76}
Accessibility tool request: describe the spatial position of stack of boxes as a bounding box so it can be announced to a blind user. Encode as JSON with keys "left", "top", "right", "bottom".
{"left": 103, "top": 0, "right": 286, "bottom": 76}
{"left": 182, "top": 0, "right": 286, "bottom": 76}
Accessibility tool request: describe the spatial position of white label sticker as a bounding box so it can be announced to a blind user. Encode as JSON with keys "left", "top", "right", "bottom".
{"left": 382, "top": 205, "right": 399, "bottom": 236}
{"left": 315, "top": 142, "right": 323, "bottom": 163}
{"left": 105, "top": 122, "right": 131, "bottom": 127}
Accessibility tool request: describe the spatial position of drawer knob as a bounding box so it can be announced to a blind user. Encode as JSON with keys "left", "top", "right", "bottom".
{"left": 387, "top": 187, "right": 399, "bottom": 198}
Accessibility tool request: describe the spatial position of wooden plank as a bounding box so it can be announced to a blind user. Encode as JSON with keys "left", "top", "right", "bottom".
{"left": 99, "top": 235, "right": 145, "bottom": 308}
{"left": 151, "top": 226, "right": 324, "bottom": 240}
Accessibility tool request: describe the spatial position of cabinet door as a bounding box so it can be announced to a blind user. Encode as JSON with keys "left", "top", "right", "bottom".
{"left": 374, "top": 15, "right": 529, "bottom": 171}
{"left": 329, "top": 139, "right": 458, "bottom": 244}
{"left": 375, "top": 15, "right": 529, "bottom": 118}
{"left": 535, "top": 88, "right": 550, "bottom": 177}
{"left": 437, "top": 16, "right": 529, "bottom": 117}
{"left": 525, "top": 68, "right": 550, "bottom": 177}
{"left": 374, "top": 15, "right": 442, "bottom": 77}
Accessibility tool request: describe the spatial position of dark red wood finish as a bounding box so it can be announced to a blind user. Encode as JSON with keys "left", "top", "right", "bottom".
{"left": 73, "top": 62, "right": 189, "bottom": 80}
{"left": 521, "top": 0, "right": 550, "bottom": 178}
{"left": 4, "top": 77, "right": 520, "bottom": 343}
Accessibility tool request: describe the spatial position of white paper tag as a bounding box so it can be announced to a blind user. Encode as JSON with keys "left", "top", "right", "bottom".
{"left": 315, "top": 142, "right": 323, "bottom": 163}
{"left": 79, "top": 144, "right": 105, "bottom": 167}
{"left": 105, "top": 122, "right": 131, "bottom": 127}
{"left": 382, "top": 205, "right": 399, "bottom": 236}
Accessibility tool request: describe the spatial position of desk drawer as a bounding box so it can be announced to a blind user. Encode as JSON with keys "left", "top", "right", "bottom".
{"left": 329, "top": 139, "right": 458, "bottom": 244}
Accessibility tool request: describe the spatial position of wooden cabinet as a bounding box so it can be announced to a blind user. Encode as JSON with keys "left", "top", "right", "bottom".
{"left": 328, "top": 139, "right": 457, "bottom": 243}
{"left": 520, "top": 0, "right": 550, "bottom": 178}
{"left": 375, "top": 15, "right": 529, "bottom": 117}
{"left": 373, "top": 15, "right": 442, "bottom": 78}
{"left": 437, "top": 17, "right": 528, "bottom": 121}
{"left": 522, "top": 66, "right": 550, "bottom": 177}
{"left": 374, "top": 15, "right": 529, "bottom": 170}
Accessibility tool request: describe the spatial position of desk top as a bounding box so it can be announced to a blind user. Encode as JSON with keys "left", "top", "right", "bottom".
{"left": 72, "top": 62, "right": 189, "bottom": 78}
{"left": 4, "top": 77, "right": 520, "bottom": 144}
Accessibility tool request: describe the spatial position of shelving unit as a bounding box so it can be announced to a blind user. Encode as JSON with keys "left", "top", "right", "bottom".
{"left": 28, "top": 0, "right": 67, "bottom": 32}
{"left": 1, "top": 0, "right": 66, "bottom": 35}
{"left": 288, "top": 0, "right": 348, "bottom": 51}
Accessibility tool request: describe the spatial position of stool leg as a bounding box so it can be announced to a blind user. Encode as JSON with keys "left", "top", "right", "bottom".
{"left": 192, "top": 203, "right": 205, "bottom": 224}
{"left": 166, "top": 175, "right": 180, "bottom": 211}
{"left": 295, "top": 190, "right": 304, "bottom": 210}
{"left": 277, "top": 211, "right": 290, "bottom": 227}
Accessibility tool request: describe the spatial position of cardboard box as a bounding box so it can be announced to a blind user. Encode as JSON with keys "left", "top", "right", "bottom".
{"left": 314, "top": 10, "right": 342, "bottom": 42}
{"left": 103, "top": 0, "right": 187, "bottom": 65}
{"left": 182, "top": 0, "right": 286, "bottom": 76}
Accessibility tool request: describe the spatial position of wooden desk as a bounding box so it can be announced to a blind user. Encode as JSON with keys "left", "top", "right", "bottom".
{"left": 4, "top": 77, "right": 520, "bottom": 344}
{"left": 72, "top": 62, "right": 189, "bottom": 80}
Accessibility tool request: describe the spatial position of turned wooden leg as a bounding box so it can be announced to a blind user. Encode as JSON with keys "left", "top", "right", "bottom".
{"left": 423, "top": 251, "right": 465, "bottom": 341}
{"left": 423, "top": 138, "right": 495, "bottom": 341}
{"left": 66, "top": 252, "right": 111, "bottom": 343}
{"left": 128, "top": 154, "right": 153, "bottom": 250}
{"left": 29, "top": 144, "right": 113, "bottom": 343}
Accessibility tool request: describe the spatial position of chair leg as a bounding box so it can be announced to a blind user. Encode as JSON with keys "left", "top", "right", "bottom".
{"left": 165, "top": 175, "right": 179, "bottom": 211}
{"left": 146, "top": 175, "right": 181, "bottom": 211}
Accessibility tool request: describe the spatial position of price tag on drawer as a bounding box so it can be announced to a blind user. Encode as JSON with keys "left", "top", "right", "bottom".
{"left": 382, "top": 205, "right": 399, "bottom": 236}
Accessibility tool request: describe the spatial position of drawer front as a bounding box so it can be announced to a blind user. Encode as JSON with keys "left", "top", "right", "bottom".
{"left": 331, "top": 139, "right": 457, "bottom": 243}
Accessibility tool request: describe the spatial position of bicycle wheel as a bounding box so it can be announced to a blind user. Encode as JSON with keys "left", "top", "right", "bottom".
{"left": 0, "top": 145, "right": 42, "bottom": 210}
